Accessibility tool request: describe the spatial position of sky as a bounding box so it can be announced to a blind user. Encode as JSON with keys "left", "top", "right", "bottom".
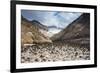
{"left": 21, "top": 10, "right": 82, "bottom": 34}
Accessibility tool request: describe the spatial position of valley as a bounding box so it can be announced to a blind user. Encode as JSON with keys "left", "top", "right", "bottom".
{"left": 21, "top": 13, "right": 90, "bottom": 63}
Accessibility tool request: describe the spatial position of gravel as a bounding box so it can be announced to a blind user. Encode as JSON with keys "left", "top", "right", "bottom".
{"left": 21, "top": 43, "right": 90, "bottom": 63}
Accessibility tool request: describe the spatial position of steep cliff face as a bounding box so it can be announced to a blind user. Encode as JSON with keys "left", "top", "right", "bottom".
{"left": 51, "top": 13, "right": 90, "bottom": 47}
{"left": 21, "top": 16, "right": 52, "bottom": 45}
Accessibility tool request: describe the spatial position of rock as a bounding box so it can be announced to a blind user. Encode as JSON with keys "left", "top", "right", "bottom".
{"left": 21, "top": 43, "right": 90, "bottom": 63}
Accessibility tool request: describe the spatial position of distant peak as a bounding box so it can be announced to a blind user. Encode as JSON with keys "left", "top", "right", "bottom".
{"left": 31, "top": 20, "right": 38, "bottom": 22}
{"left": 21, "top": 15, "right": 29, "bottom": 22}
{"left": 31, "top": 20, "right": 39, "bottom": 23}
{"left": 48, "top": 26, "right": 63, "bottom": 29}
{"left": 31, "top": 20, "right": 48, "bottom": 31}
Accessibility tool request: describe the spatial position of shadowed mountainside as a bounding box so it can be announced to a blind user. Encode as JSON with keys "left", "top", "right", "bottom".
{"left": 51, "top": 13, "right": 90, "bottom": 48}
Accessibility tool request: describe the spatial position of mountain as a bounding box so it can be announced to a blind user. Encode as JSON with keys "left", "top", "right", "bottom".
{"left": 48, "top": 26, "right": 63, "bottom": 29}
{"left": 51, "top": 13, "right": 90, "bottom": 48}
{"left": 47, "top": 25, "right": 62, "bottom": 37}
{"left": 31, "top": 20, "right": 48, "bottom": 31}
{"left": 21, "top": 16, "right": 52, "bottom": 45}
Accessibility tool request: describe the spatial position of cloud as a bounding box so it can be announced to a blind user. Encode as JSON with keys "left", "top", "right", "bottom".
{"left": 21, "top": 10, "right": 82, "bottom": 29}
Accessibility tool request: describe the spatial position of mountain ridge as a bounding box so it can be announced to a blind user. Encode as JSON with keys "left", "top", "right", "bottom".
{"left": 51, "top": 13, "right": 90, "bottom": 48}
{"left": 21, "top": 16, "right": 52, "bottom": 46}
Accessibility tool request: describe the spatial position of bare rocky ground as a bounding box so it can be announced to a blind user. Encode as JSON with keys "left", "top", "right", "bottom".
{"left": 21, "top": 42, "right": 90, "bottom": 63}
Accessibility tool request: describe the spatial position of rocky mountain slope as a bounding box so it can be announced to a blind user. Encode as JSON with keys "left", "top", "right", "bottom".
{"left": 51, "top": 13, "right": 90, "bottom": 48}
{"left": 21, "top": 16, "right": 52, "bottom": 46}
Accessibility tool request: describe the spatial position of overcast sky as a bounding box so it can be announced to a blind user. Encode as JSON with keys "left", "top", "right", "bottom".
{"left": 21, "top": 10, "right": 82, "bottom": 29}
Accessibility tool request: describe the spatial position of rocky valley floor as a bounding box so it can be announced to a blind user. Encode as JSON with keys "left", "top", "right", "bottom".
{"left": 21, "top": 43, "right": 90, "bottom": 63}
